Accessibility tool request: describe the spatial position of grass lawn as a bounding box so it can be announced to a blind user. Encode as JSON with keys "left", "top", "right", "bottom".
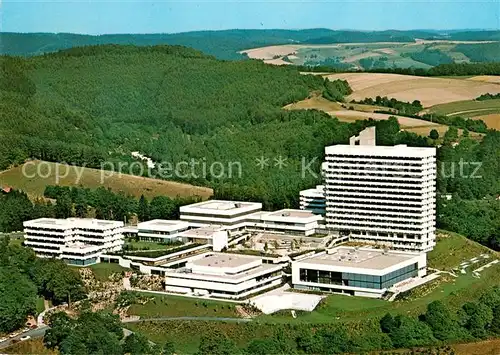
{"left": 429, "top": 99, "right": 500, "bottom": 117}
{"left": 35, "top": 297, "right": 46, "bottom": 314}
{"left": 0, "top": 160, "right": 212, "bottom": 200}
{"left": 124, "top": 239, "right": 172, "bottom": 251}
{"left": 428, "top": 230, "right": 496, "bottom": 271}
{"left": 128, "top": 292, "right": 239, "bottom": 318}
{"left": 87, "top": 263, "right": 129, "bottom": 281}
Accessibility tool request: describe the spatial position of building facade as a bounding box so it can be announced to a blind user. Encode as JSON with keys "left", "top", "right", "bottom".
{"left": 163, "top": 253, "right": 284, "bottom": 299}
{"left": 137, "top": 220, "right": 189, "bottom": 243}
{"left": 246, "top": 209, "right": 323, "bottom": 236}
{"left": 324, "top": 127, "right": 436, "bottom": 252}
{"left": 23, "top": 218, "right": 124, "bottom": 265}
{"left": 299, "top": 185, "right": 326, "bottom": 215}
{"left": 292, "top": 246, "right": 426, "bottom": 298}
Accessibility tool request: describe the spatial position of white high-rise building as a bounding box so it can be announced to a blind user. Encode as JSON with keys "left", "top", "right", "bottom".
{"left": 23, "top": 218, "right": 124, "bottom": 265}
{"left": 299, "top": 185, "right": 326, "bottom": 215}
{"left": 324, "top": 127, "right": 436, "bottom": 252}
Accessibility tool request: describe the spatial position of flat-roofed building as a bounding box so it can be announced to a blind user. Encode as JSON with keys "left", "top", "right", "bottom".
{"left": 292, "top": 246, "right": 426, "bottom": 298}
{"left": 178, "top": 225, "right": 228, "bottom": 252}
{"left": 324, "top": 127, "right": 436, "bottom": 252}
{"left": 23, "top": 218, "right": 124, "bottom": 265}
{"left": 246, "top": 209, "right": 323, "bottom": 236}
{"left": 299, "top": 185, "right": 326, "bottom": 215}
{"left": 137, "top": 219, "right": 189, "bottom": 243}
{"left": 164, "top": 253, "right": 283, "bottom": 299}
{"left": 179, "top": 200, "right": 262, "bottom": 231}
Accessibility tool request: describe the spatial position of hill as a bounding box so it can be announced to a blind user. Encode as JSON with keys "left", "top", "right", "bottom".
{"left": 0, "top": 161, "right": 212, "bottom": 199}
{"left": 2, "top": 29, "right": 499, "bottom": 61}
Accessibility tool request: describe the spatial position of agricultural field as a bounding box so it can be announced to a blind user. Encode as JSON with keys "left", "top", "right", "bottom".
{"left": 241, "top": 41, "right": 500, "bottom": 70}
{"left": 0, "top": 160, "right": 213, "bottom": 200}
{"left": 429, "top": 99, "right": 500, "bottom": 117}
{"left": 320, "top": 73, "right": 500, "bottom": 107}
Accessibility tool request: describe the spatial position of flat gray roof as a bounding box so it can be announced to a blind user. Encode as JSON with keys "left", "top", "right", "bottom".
{"left": 299, "top": 247, "right": 417, "bottom": 270}
{"left": 268, "top": 209, "right": 316, "bottom": 219}
{"left": 191, "top": 253, "right": 259, "bottom": 269}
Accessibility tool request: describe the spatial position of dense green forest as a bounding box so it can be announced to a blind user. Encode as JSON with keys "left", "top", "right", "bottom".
{"left": 0, "top": 235, "right": 86, "bottom": 333}
{"left": 406, "top": 49, "right": 454, "bottom": 66}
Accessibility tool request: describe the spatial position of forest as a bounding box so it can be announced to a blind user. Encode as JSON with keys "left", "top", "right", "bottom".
{"left": 0, "top": 236, "right": 86, "bottom": 333}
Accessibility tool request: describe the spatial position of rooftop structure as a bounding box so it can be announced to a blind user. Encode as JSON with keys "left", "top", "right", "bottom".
{"left": 164, "top": 252, "right": 284, "bottom": 299}
{"left": 292, "top": 246, "right": 426, "bottom": 298}
{"left": 179, "top": 200, "right": 262, "bottom": 231}
{"left": 246, "top": 209, "right": 324, "bottom": 236}
{"left": 137, "top": 219, "right": 189, "bottom": 243}
{"left": 299, "top": 185, "right": 326, "bottom": 215}
{"left": 23, "top": 218, "right": 124, "bottom": 266}
{"left": 324, "top": 126, "right": 436, "bottom": 252}
{"left": 178, "top": 226, "right": 228, "bottom": 252}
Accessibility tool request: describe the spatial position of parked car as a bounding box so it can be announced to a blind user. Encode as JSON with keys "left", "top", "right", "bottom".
{"left": 20, "top": 335, "right": 31, "bottom": 341}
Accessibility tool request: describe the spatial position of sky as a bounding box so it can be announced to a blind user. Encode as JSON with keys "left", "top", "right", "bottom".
{"left": 1, "top": 0, "right": 499, "bottom": 34}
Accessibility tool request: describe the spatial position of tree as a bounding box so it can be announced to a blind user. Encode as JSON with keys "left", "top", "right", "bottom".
{"left": 196, "top": 333, "right": 241, "bottom": 355}
{"left": 123, "top": 333, "right": 152, "bottom": 355}
{"left": 443, "top": 126, "right": 459, "bottom": 145}
{"left": 380, "top": 313, "right": 396, "bottom": 333}
{"left": 429, "top": 129, "right": 440, "bottom": 140}
{"left": 388, "top": 315, "right": 436, "bottom": 348}
{"left": 161, "top": 341, "right": 175, "bottom": 355}
{"left": 246, "top": 338, "right": 281, "bottom": 355}
{"left": 422, "top": 301, "right": 463, "bottom": 341}
{"left": 459, "top": 302, "right": 493, "bottom": 338}
{"left": 137, "top": 195, "right": 150, "bottom": 222}
{"left": 0, "top": 267, "right": 37, "bottom": 333}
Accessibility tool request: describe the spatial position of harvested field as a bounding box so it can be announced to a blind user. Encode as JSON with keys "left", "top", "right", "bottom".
{"left": 240, "top": 45, "right": 301, "bottom": 60}
{"left": 467, "top": 75, "right": 500, "bottom": 84}
{"left": 323, "top": 73, "right": 500, "bottom": 107}
{"left": 0, "top": 160, "right": 213, "bottom": 199}
{"left": 263, "top": 58, "right": 293, "bottom": 66}
{"left": 283, "top": 95, "right": 343, "bottom": 111}
{"left": 472, "top": 114, "right": 500, "bottom": 130}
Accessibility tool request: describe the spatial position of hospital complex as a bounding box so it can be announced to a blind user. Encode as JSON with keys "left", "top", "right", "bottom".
{"left": 23, "top": 127, "right": 437, "bottom": 299}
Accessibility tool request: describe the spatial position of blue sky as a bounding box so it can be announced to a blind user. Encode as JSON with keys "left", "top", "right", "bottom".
{"left": 2, "top": 0, "right": 499, "bottom": 34}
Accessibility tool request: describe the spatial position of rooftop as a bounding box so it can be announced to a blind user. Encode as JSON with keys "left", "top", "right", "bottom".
{"left": 180, "top": 200, "right": 262, "bottom": 215}
{"left": 24, "top": 218, "right": 124, "bottom": 229}
{"left": 138, "top": 219, "right": 189, "bottom": 231}
{"left": 297, "top": 246, "right": 419, "bottom": 270}
{"left": 180, "top": 225, "right": 224, "bottom": 238}
{"left": 325, "top": 144, "right": 436, "bottom": 158}
{"left": 190, "top": 253, "right": 258, "bottom": 269}
{"left": 268, "top": 209, "right": 317, "bottom": 219}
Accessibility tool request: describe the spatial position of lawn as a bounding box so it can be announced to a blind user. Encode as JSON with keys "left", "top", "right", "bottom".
{"left": 127, "top": 292, "right": 239, "bottom": 318}
{"left": 428, "top": 230, "right": 497, "bottom": 271}
{"left": 429, "top": 99, "right": 500, "bottom": 117}
{"left": 124, "top": 239, "right": 173, "bottom": 251}
{"left": 35, "top": 297, "right": 46, "bottom": 314}
{"left": 0, "top": 160, "right": 212, "bottom": 200}
{"left": 87, "top": 262, "right": 129, "bottom": 281}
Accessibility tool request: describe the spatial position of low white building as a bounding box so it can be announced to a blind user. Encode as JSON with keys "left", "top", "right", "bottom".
{"left": 137, "top": 219, "right": 189, "bottom": 243}
{"left": 178, "top": 226, "right": 229, "bottom": 252}
{"left": 292, "top": 246, "right": 426, "bottom": 298}
{"left": 246, "top": 209, "right": 323, "bottom": 237}
{"left": 23, "top": 218, "right": 124, "bottom": 265}
{"left": 299, "top": 185, "right": 326, "bottom": 215}
{"left": 164, "top": 253, "right": 283, "bottom": 299}
{"left": 179, "top": 200, "right": 262, "bottom": 231}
